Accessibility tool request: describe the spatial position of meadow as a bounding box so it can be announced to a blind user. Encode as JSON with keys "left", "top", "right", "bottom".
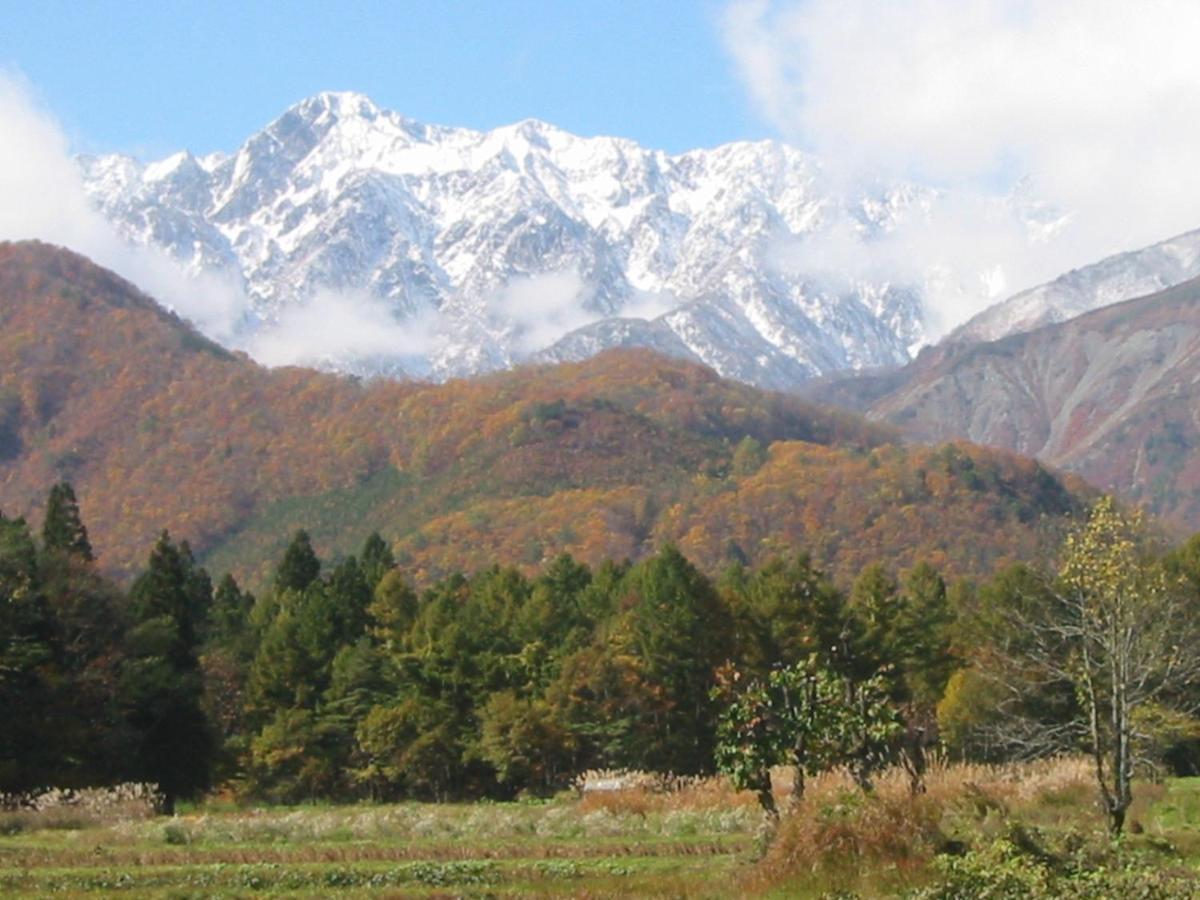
{"left": 3, "top": 758, "right": 1200, "bottom": 898}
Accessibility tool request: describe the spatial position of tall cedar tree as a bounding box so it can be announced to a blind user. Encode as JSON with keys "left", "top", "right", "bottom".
{"left": 0, "top": 512, "right": 54, "bottom": 789}
{"left": 42, "top": 482, "right": 92, "bottom": 561}
{"left": 275, "top": 530, "right": 321, "bottom": 593}
{"left": 123, "top": 531, "right": 214, "bottom": 811}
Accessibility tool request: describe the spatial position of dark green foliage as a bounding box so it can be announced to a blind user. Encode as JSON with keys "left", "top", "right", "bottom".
{"left": 897, "top": 561, "right": 957, "bottom": 706}
{"left": 207, "top": 573, "right": 253, "bottom": 657}
{"left": 41, "top": 482, "right": 92, "bottom": 561}
{"left": 619, "top": 545, "right": 735, "bottom": 773}
{"left": 359, "top": 531, "right": 395, "bottom": 590}
{"left": 122, "top": 531, "right": 214, "bottom": 810}
{"left": 729, "top": 553, "right": 847, "bottom": 676}
{"left": 0, "top": 512, "right": 54, "bottom": 789}
{"left": 274, "top": 530, "right": 320, "bottom": 593}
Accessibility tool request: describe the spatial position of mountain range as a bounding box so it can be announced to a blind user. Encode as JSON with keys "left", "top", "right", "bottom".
{"left": 947, "top": 227, "right": 1200, "bottom": 346}
{"left": 0, "top": 241, "right": 1087, "bottom": 585}
{"left": 80, "top": 91, "right": 987, "bottom": 387}
{"left": 808, "top": 274, "right": 1200, "bottom": 531}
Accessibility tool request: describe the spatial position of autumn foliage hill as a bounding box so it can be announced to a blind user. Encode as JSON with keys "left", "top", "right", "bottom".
{"left": 0, "top": 241, "right": 1090, "bottom": 585}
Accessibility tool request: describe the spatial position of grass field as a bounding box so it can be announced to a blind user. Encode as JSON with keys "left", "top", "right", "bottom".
{"left": 3, "top": 762, "right": 1200, "bottom": 897}
{"left": 0, "top": 784, "right": 759, "bottom": 898}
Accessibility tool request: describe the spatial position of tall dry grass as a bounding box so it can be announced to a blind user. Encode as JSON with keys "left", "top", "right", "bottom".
{"left": 574, "top": 768, "right": 759, "bottom": 817}
{"left": 0, "top": 783, "right": 163, "bottom": 833}
{"left": 750, "top": 755, "right": 1099, "bottom": 895}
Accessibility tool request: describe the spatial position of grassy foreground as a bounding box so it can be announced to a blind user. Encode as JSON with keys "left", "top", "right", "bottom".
{"left": 2, "top": 760, "right": 1200, "bottom": 897}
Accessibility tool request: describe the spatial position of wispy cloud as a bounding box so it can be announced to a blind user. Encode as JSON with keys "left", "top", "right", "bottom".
{"left": 722, "top": 0, "right": 1200, "bottom": 333}
{"left": 0, "top": 73, "right": 257, "bottom": 341}
{"left": 491, "top": 269, "right": 596, "bottom": 353}
{"left": 0, "top": 73, "right": 448, "bottom": 374}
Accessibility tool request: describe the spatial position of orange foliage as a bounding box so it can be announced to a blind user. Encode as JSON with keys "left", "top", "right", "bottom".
{"left": 0, "top": 241, "right": 1089, "bottom": 586}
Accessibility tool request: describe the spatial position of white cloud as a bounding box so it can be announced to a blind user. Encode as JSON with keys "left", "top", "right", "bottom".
{"left": 0, "top": 72, "right": 258, "bottom": 344}
{"left": 248, "top": 288, "right": 441, "bottom": 371}
{"left": 722, "top": 0, "right": 1200, "bottom": 333}
{"left": 492, "top": 269, "right": 595, "bottom": 353}
{"left": 622, "top": 288, "right": 680, "bottom": 322}
{"left": 0, "top": 72, "right": 444, "bottom": 373}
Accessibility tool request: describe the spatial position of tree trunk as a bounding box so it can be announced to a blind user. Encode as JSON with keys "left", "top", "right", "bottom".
{"left": 752, "top": 769, "right": 779, "bottom": 824}
{"left": 789, "top": 763, "right": 805, "bottom": 811}
{"left": 787, "top": 725, "right": 808, "bottom": 812}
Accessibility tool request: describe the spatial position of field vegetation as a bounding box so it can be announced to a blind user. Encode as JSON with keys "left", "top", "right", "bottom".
{"left": 3, "top": 246, "right": 1200, "bottom": 893}
{"left": 3, "top": 760, "right": 1200, "bottom": 896}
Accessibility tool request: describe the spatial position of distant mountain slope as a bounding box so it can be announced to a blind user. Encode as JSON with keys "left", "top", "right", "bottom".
{"left": 948, "top": 227, "right": 1200, "bottom": 345}
{"left": 80, "top": 91, "right": 959, "bottom": 386}
{"left": 0, "top": 242, "right": 1090, "bottom": 584}
{"left": 813, "top": 277, "right": 1200, "bottom": 530}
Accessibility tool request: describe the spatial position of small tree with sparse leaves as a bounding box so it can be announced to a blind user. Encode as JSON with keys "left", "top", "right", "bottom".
{"left": 713, "top": 655, "right": 902, "bottom": 824}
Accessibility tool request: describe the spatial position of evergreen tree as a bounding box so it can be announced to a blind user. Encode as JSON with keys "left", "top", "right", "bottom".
{"left": 359, "top": 532, "right": 395, "bottom": 591}
{"left": 41, "top": 481, "right": 92, "bottom": 561}
{"left": 847, "top": 563, "right": 905, "bottom": 685}
{"left": 896, "top": 561, "right": 956, "bottom": 706}
{"left": 121, "top": 532, "right": 214, "bottom": 811}
{"left": 0, "top": 513, "right": 55, "bottom": 790}
{"left": 274, "top": 530, "right": 321, "bottom": 593}
{"left": 208, "top": 573, "right": 253, "bottom": 657}
{"left": 620, "top": 545, "right": 734, "bottom": 773}
{"left": 734, "top": 554, "right": 848, "bottom": 675}
{"left": 327, "top": 556, "right": 372, "bottom": 646}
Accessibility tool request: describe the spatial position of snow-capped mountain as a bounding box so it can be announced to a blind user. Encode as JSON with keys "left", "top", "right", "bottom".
{"left": 947, "top": 227, "right": 1200, "bottom": 346}
{"left": 81, "top": 91, "right": 967, "bottom": 385}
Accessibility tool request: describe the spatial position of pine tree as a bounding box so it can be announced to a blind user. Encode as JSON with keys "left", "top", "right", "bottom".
{"left": 121, "top": 532, "right": 214, "bottom": 811}
{"left": 208, "top": 573, "right": 253, "bottom": 656}
{"left": 896, "top": 561, "right": 956, "bottom": 706}
{"left": 275, "top": 530, "right": 321, "bottom": 593}
{"left": 621, "top": 545, "right": 734, "bottom": 773}
{"left": 42, "top": 482, "right": 92, "bottom": 561}
{"left": 359, "top": 532, "right": 395, "bottom": 591}
{"left": 0, "top": 513, "right": 54, "bottom": 790}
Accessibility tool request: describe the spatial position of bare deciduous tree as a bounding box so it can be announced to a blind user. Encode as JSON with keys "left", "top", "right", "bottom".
{"left": 991, "top": 497, "right": 1200, "bottom": 834}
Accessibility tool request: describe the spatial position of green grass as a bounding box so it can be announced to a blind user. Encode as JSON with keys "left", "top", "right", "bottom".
{"left": 0, "top": 797, "right": 756, "bottom": 897}
{"left": 6, "top": 768, "right": 1200, "bottom": 897}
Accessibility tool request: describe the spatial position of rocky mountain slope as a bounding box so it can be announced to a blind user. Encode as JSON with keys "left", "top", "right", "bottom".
{"left": 79, "top": 91, "right": 955, "bottom": 387}
{"left": 811, "top": 277, "right": 1200, "bottom": 530}
{"left": 0, "top": 241, "right": 1087, "bottom": 584}
{"left": 948, "top": 227, "right": 1200, "bottom": 345}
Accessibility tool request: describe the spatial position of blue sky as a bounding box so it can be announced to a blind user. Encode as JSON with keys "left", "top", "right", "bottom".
{"left": 1, "top": 0, "right": 1195, "bottom": 327}
{"left": 0, "top": 0, "right": 767, "bottom": 157}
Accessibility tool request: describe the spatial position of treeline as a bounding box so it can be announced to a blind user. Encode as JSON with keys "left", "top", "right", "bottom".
{"left": 4, "top": 483, "right": 1199, "bottom": 810}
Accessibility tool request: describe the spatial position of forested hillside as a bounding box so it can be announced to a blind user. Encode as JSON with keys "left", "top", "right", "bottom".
{"left": 807, "top": 277, "right": 1200, "bottom": 532}
{"left": 0, "top": 241, "right": 1090, "bottom": 586}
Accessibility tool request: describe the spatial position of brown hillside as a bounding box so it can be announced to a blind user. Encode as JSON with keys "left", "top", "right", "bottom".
{"left": 808, "top": 277, "right": 1200, "bottom": 533}
{"left": 0, "top": 241, "right": 1090, "bottom": 586}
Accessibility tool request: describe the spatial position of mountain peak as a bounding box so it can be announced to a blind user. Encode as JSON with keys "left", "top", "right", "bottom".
{"left": 293, "top": 90, "right": 383, "bottom": 122}
{"left": 78, "top": 93, "right": 957, "bottom": 387}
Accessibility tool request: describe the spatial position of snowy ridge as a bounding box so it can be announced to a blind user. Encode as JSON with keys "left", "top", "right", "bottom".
{"left": 82, "top": 91, "right": 969, "bottom": 384}
{"left": 948, "top": 227, "right": 1200, "bottom": 346}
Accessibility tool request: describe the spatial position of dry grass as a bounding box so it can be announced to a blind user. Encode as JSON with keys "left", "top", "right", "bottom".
{"left": 575, "top": 771, "right": 759, "bottom": 817}
{"left": 747, "top": 756, "right": 1100, "bottom": 896}
{"left": 0, "top": 783, "right": 162, "bottom": 834}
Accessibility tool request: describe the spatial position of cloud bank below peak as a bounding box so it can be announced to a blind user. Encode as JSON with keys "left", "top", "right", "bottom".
{"left": 721, "top": 0, "right": 1200, "bottom": 331}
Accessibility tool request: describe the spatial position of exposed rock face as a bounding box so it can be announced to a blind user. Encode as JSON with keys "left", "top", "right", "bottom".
{"left": 813, "top": 277, "right": 1200, "bottom": 530}
{"left": 81, "top": 91, "right": 941, "bottom": 384}
{"left": 948, "top": 227, "right": 1200, "bottom": 345}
